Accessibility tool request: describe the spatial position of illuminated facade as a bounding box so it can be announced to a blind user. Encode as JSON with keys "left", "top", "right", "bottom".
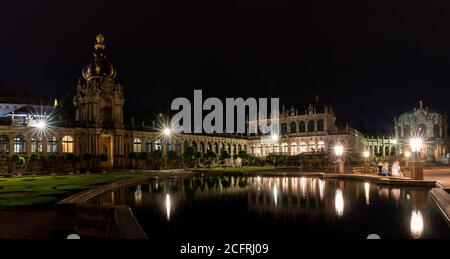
{"left": 0, "top": 35, "right": 448, "bottom": 173}
{"left": 394, "top": 101, "right": 448, "bottom": 162}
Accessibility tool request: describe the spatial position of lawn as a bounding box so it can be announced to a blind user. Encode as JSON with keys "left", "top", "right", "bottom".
{"left": 196, "top": 166, "right": 275, "bottom": 173}
{"left": 0, "top": 172, "right": 152, "bottom": 207}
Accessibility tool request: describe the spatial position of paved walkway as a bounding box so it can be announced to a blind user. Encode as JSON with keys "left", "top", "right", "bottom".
{"left": 0, "top": 207, "right": 55, "bottom": 239}
{"left": 403, "top": 166, "right": 450, "bottom": 188}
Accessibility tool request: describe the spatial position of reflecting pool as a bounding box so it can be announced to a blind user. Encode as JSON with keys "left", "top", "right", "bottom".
{"left": 89, "top": 176, "right": 450, "bottom": 239}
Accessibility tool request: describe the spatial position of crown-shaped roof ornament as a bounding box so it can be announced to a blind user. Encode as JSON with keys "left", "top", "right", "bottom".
{"left": 95, "top": 34, "right": 105, "bottom": 50}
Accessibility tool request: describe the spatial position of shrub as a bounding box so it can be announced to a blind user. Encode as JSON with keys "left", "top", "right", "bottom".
{"left": 15, "top": 156, "right": 26, "bottom": 168}
{"left": 128, "top": 152, "right": 137, "bottom": 159}
{"left": 47, "top": 154, "right": 57, "bottom": 161}
{"left": 30, "top": 154, "right": 39, "bottom": 162}
{"left": 65, "top": 153, "right": 76, "bottom": 161}
{"left": 100, "top": 154, "right": 108, "bottom": 162}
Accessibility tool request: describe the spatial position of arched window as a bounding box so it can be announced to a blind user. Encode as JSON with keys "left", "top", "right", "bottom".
{"left": 309, "top": 141, "right": 316, "bottom": 152}
{"left": 397, "top": 127, "right": 402, "bottom": 138}
{"left": 14, "top": 136, "right": 25, "bottom": 154}
{"left": 175, "top": 141, "right": 182, "bottom": 153}
{"left": 47, "top": 136, "right": 57, "bottom": 153}
{"left": 291, "top": 143, "right": 298, "bottom": 155}
{"left": 272, "top": 144, "right": 279, "bottom": 153}
{"left": 62, "top": 136, "right": 74, "bottom": 153}
{"left": 166, "top": 142, "right": 172, "bottom": 152}
{"left": 299, "top": 142, "right": 307, "bottom": 153}
{"left": 214, "top": 143, "right": 219, "bottom": 153}
{"left": 308, "top": 121, "right": 315, "bottom": 132}
{"left": 192, "top": 141, "right": 198, "bottom": 151}
{"left": 434, "top": 125, "right": 441, "bottom": 138}
{"left": 31, "top": 137, "right": 43, "bottom": 153}
{"left": 281, "top": 143, "right": 288, "bottom": 154}
{"left": 133, "top": 138, "right": 142, "bottom": 153}
{"left": 207, "top": 142, "right": 212, "bottom": 151}
{"left": 317, "top": 120, "right": 324, "bottom": 132}
{"left": 145, "top": 140, "right": 152, "bottom": 153}
{"left": 299, "top": 121, "right": 306, "bottom": 133}
{"left": 403, "top": 125, "right": 411, "bottom": 138}
{"left": 237, "top": 144, "right": 242, "bottom": 153}
{"left": 290, "top": 122, "right": 297, "bottom": 133}
{"left": 232, "top": 144, "right": 237, "bottom": 154}
{"left": 318, "top": 141, "right": 325, "bottom": 151}
{"left": 0, "top": 135, "right": 9, "bottom": 153}
{"left": 281, "top": 123, "right": 288, "bottom": 135}
{"left": 155, "top": 139, "right": 162, "bottom": 151}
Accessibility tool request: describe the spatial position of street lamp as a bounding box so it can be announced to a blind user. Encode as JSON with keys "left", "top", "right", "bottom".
{"left": 409, "top": 138, "right": 424, "bottom": 180}
{"left": 271, "top": 133, "right": 279, "bottom": 142}
{"left": 334, "top": 144, "right": 345, "bottom": 174}
{"left": 163, "top": 127, "right": 172, "bottom": 137}
{"left": 410, "top": 138, "right": 423, "bottom": 153}
{"left": 404, "top": 151, "right": 411, "bottom": 159}
{"left": 334, "top": 144, "right": 344, "bottom": 157}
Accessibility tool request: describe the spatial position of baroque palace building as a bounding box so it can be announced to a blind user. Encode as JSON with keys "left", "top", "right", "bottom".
{"left": 0, "top": 35, "right": 448, "bottom": 171}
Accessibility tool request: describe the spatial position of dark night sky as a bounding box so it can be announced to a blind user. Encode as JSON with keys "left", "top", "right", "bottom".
{"left": 1, "top": 0, "right": 450, "bottom": 131}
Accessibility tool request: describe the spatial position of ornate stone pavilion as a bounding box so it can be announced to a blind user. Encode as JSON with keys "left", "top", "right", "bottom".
{"left": 394, "top": 101, "right": 448, "bottom": 161}
{"left": 0, "top": 35, "right": 448, "bottom": 171}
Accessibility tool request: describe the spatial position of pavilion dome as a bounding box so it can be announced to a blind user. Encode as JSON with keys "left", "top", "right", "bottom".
{"left": 82, "top": 34, "right": 117, "bottom": 81}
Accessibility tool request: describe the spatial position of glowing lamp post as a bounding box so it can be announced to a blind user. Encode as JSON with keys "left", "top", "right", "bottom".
{"left": 363, "top": 151, "right": 370, "bottom": 174}
{"left": 334, "top": 144, "right": 345, "bottom": 174}
{"left": 409, "top": 138, "right": 424, "bottom": 180}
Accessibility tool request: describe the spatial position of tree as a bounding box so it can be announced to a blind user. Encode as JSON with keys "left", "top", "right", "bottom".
{"left": 238, "top": 151, "right": 248, "bottom": 167}
{"left": 204, "top": 150, "right": 217, "bottom": 168}
{"left": 150, "top": 150, "right": 163, "bottom": 169}
{"left": 183, "top": 146, "right": 195, "bottom": 168}
{"left": 167, "top": 151, "right": 178, "bottom": 169}
{"left": 193, "top": 151, "right": 202, "bottom": 169}
{"left": 219, "top": 151, "right": 231, "bottom": 168}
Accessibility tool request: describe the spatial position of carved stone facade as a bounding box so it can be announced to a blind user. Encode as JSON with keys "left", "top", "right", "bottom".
{"left": 0, "top": 35, "right": 448, "bottom": 171}
{"left": 394, "top": 101, "right": 448, "bottom": 161}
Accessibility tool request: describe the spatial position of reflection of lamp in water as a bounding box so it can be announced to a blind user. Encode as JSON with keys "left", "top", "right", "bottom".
{"left": 335, "top": 189, "right": 344, "bottom": 217}
{"left": 410, "top": 210, "right": 424, "bottom": 239}
{"left": 300, "top": 177, "right": 306, "bottom": 198}
{"left": 134, "top": 185, "right": 142, "bottom": 204}
{"left": 273, "top": 185, "right": 278, "bottom": 207}
{"left": 318, "top": 179, "right": 325, "bottom": 201}
{"left": 165, "top": 194, "right": 171, "bottom": 221}
{"left": 364, "top": 182, "right": 370, "bottom": 205}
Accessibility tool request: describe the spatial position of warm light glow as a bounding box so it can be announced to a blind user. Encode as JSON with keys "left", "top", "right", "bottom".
{"left": 273, "top": 185, "right": 278, "bottom": 207}
{"left": 334, "top": 144, "right": 344, "bottom": 157}
{"left": 335, "top": 189, "right": 344, "bottom": 217}
{"left": 165, "top": 194, "right": 171, "bottom": 221}
{"left": 390, "top": 139, "right": 398, "bottom": 145}
{"left": 163, "top": 128, "right": 172, "bottom": 137}
{"left": 300, "top": 177, "right": 306, "bottom": 198}
{"left": 271, "top": 134, "right": 279, "bottom": 142}
{"left": 410, "top": 138, "right": 423, "bottom": 153}
{"left": 410, "top": 210, "right": 424, "bottom": 239}
{"left": 363, "top": 151, "right": 370, "bottom": 159}
{"left": 364, "top": 182, "right": 370, "bottom": 205}
{"left": 404, "top": 151, "right": 412, "bottom": 159}
{"left": 318, "top": 179, "right": 325, "bottom": 201}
